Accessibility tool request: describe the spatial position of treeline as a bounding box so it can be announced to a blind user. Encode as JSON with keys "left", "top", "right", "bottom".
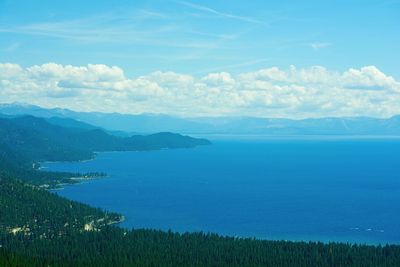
{"left": 2, "top": 226, "right": 400, "bottom": 266}
{"left": 0, "top": 162, "right": 105, "bottom": 188}
{"left": 1, "top": 175, "right": 400, "bottom": 267}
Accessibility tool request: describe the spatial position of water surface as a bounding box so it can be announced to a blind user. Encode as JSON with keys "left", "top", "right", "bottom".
{"left": 45, "top": 137, "right": 400, "bottom": 244}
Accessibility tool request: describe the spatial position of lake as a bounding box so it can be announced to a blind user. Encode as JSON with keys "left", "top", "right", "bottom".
{"left": 44, "top": 137, "right": 400, "bottom": 245}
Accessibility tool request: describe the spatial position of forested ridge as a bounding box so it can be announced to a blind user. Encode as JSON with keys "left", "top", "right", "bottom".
{"left": 0, "top": 114, "right": 399, "bottom": 266}
{"left": 0, "top": 115, "right": 210, "bottom": 187}
{"left": 0, "top": 115, "right": 211, "bottom": 162}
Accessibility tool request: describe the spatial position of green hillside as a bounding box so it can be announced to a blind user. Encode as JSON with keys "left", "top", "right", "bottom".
{"left": 0, "top": 115, "right": 210, "bottom": 187}
{"left": 0, "top": 115, "right": 211, "bottom": 162}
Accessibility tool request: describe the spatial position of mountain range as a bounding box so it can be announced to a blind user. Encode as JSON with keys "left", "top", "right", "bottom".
{"left": 1, "top": 102, "right": 399, "bottom": 135}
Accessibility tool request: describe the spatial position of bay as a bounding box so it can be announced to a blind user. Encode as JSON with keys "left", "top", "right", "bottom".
{"left": 44, "top": 137, "right": 400, "bottom": 244}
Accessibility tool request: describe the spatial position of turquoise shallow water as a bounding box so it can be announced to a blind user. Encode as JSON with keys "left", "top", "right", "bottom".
{"left": 45, "top": 137, "right": 400, "bottom": 245}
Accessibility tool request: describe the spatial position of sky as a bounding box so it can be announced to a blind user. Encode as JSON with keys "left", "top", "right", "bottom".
{"left": 0, "top": 0, "right": 399, "bottom": 118}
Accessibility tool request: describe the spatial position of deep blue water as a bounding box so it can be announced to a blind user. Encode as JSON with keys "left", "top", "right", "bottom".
{"left": 44, "top": 137, "right": 400, "bottom": 244}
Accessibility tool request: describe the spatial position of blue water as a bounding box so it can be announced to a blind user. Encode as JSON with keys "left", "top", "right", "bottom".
{"left": 44, "top": 137, "right": 400, "bottom": 245}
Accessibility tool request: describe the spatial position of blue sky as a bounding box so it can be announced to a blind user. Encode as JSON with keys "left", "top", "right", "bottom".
{"left": 0, "top": 0, "right": 400, "bottom": 118}
{"left": 1, "top": 0, "right": 399, "bottom": 77}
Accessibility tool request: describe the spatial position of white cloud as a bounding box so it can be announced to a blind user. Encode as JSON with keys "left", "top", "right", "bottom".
{"left": 0, "top": 63, "right": 24, "bottom": 79}
{"left": 342, "top": 66, "right": 398, "bottom": 91}
{"left": 144, "top": 71, "right": 194, "bottom": 89}
{"left": 1, "top": 63, "right": 400, "bottom": 118}
{"left": 202, "top": 72, "right": 235, "bottom": 87}
{"left": 28, "top": 63, "right": 125, "bottom": 83}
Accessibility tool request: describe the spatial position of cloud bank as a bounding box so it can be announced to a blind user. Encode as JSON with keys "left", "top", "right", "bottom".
{"left": 1, "top": 63, "right": 399, "bottom": 118}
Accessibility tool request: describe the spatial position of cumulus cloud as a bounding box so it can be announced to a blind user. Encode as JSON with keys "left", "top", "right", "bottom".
{"left": 202, "top": 72, "right": 235, "bottom": 87}
{"left": 342, "top": 66, "right": 398, "bottom": 91}
{"left": 1, "top": 63, "right": 400, "bottom": 118}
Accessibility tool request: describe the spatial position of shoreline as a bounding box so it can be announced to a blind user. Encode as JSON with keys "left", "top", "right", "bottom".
{"left": 108, "top": 215, "right": 126, "bottom": 226}
{"left": 40, "top": 147, "right": 400, "bottom": 247}
{"left": 46, "top": 174, "right": 107, "bottom": 190}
